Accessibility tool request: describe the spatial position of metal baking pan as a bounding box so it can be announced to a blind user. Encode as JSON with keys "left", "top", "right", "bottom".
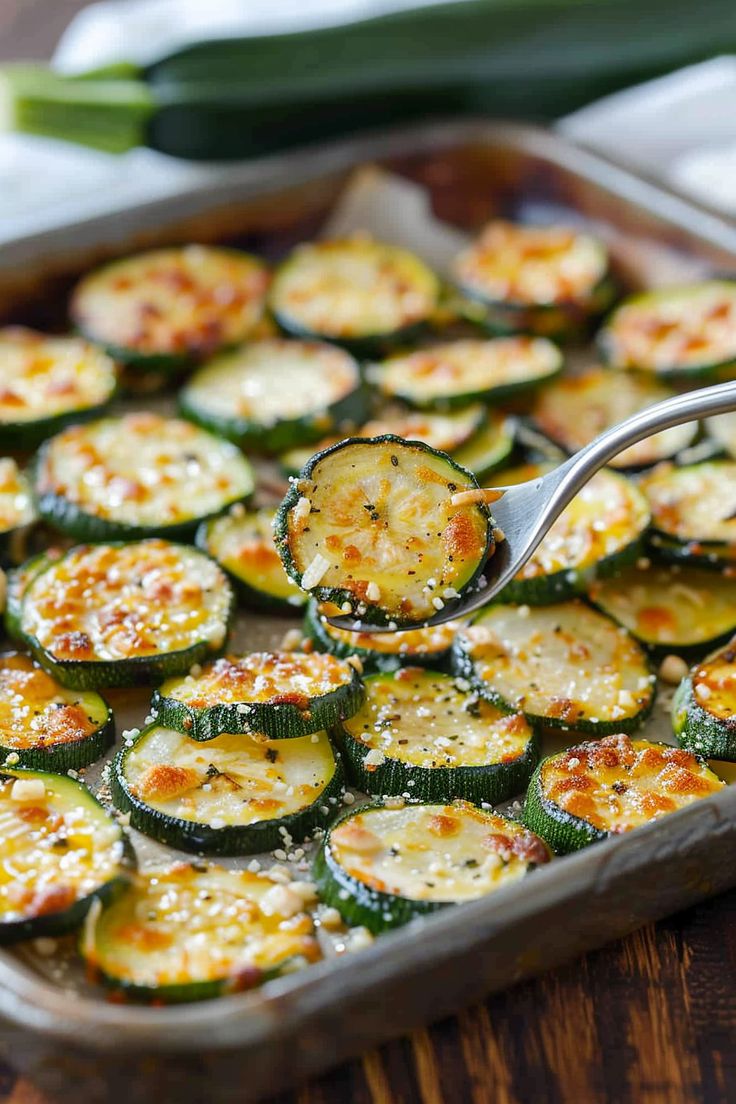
{"left": 3, "top": 119, "right": 736, "bottom": 1104}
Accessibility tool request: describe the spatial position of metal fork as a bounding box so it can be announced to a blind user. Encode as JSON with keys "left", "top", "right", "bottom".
{"left": 327, "top": 379, "right": 736, "bottom": 633}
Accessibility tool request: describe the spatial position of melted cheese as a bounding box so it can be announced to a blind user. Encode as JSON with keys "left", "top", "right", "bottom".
{"left": 317, "top": 604, "right": 463, "bottom": 657}
{"left": 343, "top": 668, "right": 533, "bottom": 769}
{"left": 452, "top": 222, "right": 607, "bottom": 306}
{"left": 205, "top": 507, "right": 305, "bottom": 605}
{"left": 36, "top": 413, "right": 253, "bottom": 528}
{"left": 602, "top": 282, "right": 736, "bottom": 372}
{"left": 285, "top": 439, "right": 491, "bottom": 622}
{"left": 0, "top": 770, "right": 124, "bottom": 925}
{"left": 270, "top": 239, "right": 438, "bottom": 339}
{"left": 0, "top": 329, "right": 116, "bottom": 424}
{"left": 542, "top": 735, "right": 724, "bottom": 832}
{"left": 0, "top": 458, "right": 35, "bottom": 534}
{"left": 123, "top": 727, "right": 337, "bottom": 827}
{"left": 532, "top": 367, "right": 696, "bottom": 468}
{"left": 373, "top": 337, "right": 560, "bottom": 403}
{"left": 590, "top": 563, "right": 736, "bottom": 647}
{"left": 641, "top": 462, "right": 736, "bottom": 547}
{"left": 160, "top": 651, "right": 355, "bottom": 709}
{"left": 0, "top": 653, "right": 107, "bottom": 750}
{"left": 86, "top": 863, "right": 320, "bottom": 989}
{"left": 329, "top": 802, "right": 549, "bottom": 903}
{"left": 498, "top": 463, "right": 649, "bottom": 580}
{"left": 21, "top": 540, "right": 231, "bottom": 662}
{"left": 182, "top": 339, "right": 359, "bottom": 423}
{"left": 690, "top": 640, "right": 736, "bottom": 722}
{"left": 71, "top": 246, "right": 269, "bottom": 357}
{"left": 463, "top": 601, "right": 654, "bottom": 724}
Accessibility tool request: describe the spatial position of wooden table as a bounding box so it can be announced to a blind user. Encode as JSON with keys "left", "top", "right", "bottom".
{"left": 1, "top": 4, "right": 735, "bottom": 1102}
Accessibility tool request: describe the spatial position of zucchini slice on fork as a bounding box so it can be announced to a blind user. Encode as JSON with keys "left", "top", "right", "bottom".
{"left": 275, "top": 436, "right": 495, "bottom": 627}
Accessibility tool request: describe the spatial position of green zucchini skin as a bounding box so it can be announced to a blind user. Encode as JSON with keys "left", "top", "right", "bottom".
{"left": 450, "top": 413, "right": 516, "bottom": 481}
{"left": 0, "top": 767, "right": 135, "bottom": 945}
{"left": 4, "top": 549, "right": 62, "bottom": 642}
{"left": 274, "top": 434, "right": 494, "bottom": 628}
{"left": 0, "top": 401, "right": 114, "bottom": 452}
{"left": 303, "top": 598, "right": 456, "bottom": 674}
{"left": 464, "top": 277, "right": 616, "bottom": 343}
{"left": 648, "top": 533, "right": 736, "bottom": 570}
{"left": 312, "top": 807, "right": 446, "bottom": 933}
{"left": 522, "top": 763, "right": 605, "bottom": 853}
{"left": 151, "top": 655, "right": 365, "bottom": 742}
{"left": 16, "top": 542, "right": 235, "bottom": 690}
{"left": 671, "top": 676, "right": 736, "bottom": 760}
{"left": 111, "top": 725, "right": 345, "bottom": 856}
{"left": 195, "top": 509, "right": 307, "bottom": 616}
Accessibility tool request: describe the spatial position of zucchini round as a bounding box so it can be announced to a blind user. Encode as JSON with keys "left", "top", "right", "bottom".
{"left": 70, "top": 245, "right": 270, "bottom": 369}
{"left": 0, "top": 652, "right": 113, "bottom": 771}
{"left": 531, "top": 367, "right": 698, "bottom": 470}
{"left": 269, "top": 238, "right": 440, "bottom": 350}
{"left": 452, "top": 600, "right": 655, "bottom": 734}
{"left": 275, "top": 436, "right": 494, "bottom": 626}
{"left": 4, "top": 548, "right": 63, "bottom": 642}
{"left": 278, "top": 403, "right": 488, "bottom": 478}
{"left": 81, "top": 862, "right": 321, "bottom": 1003}
{"left": 673, "top": 638, "right": 736, "bottom": 760}
{"left": 33, "top": 412, "right": 254, "bottom": 542}
{"left": 589, "top": 562, "right": 736, "bottom": 660}
{"left": 179, "top": 339, "right": 367, "bottom": 453}
{"left": 0, "top": 766, "right": 132, "bottom": 945}
{"left": 338, "top": 668, "right": 537, "bottom": 803}
{"left": 112, "top": 724, "right": 343, "bottom": 855}
{"left": 369, "top": 336, "right": 562, "bottom": 408}
{"left": 313, "top": 800, "right": 551, "bottom": 933}
{"left": 0, "top": 458, "right": 36, "bottom": 564}
{"left": 0, "top": 328, "right": 117, "bottom": 449}
{"left": 152, "top": 651, "right": 364, "bottom": 741}
{"left": 450, "top": 412, "right": 516, "bottom": 481}
{"left": 523, "top": 735, "right": 724, "bottom": 853}
{"left": 18, "top": 540, "right": 234, "bottom": 689}
{"left": 451, "top": 221, "right": 612, "bottom": 340}
{"left": 304, "top": 598, "right": 463, "bottom": 674}
{"left": 493, "top": 463, "right": 650, "bottom": 604}
{"left": 641, "top": 461, "right": 736, "bottom": 566}
{"left": 598, "top": 281, "right": 736, "bottom": 379}
{"left": 196, "top": 505, "right": 306, "bottom": 614}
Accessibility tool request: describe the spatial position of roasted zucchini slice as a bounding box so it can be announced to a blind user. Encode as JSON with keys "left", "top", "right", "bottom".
{"left": 0, "top": 652, "right": 113, "bottom": 771}
{"left": 599, "top": 282, "right": 736, "bottom": 379}
{"left": 269, "top": 238, "right": 439, "bottom": 350}
{"left": 278, "top": 404, "right": 488, "bottom": 478}
{"left": 196, "top": 505, "right": 306, "bottom": 614}
{"left": 0, "top": 328, "right": 117, "bottom": 448}
{"left": 112, "top": 725, "right": 343, "bottom": 855}
{"left": 70, "top": 245, "right": 270, "bottom": 369}
{"left": 33, "top": 412, "right": 254, "bottom": 542}
{"left": 338, "top": 668, "right": 537, "bottom": 803}
{"left": 304, "top": 598, "right": 463, "bottom": 674}
{"left": 524, "top": 735, "right": 724, "bottom": 853}
{"left": 641, "top": 461, "right": 736, "bottom": 566}
{"left": 706, "top": 411, "right": 736, "bottom": 458}
{"left": 179, "top": 339, "right": 367, "bottom": 453}
{"left": 451, "top": 221, "right": 612, "bottom": 340}
{"left": 275, "top": 436, "right": 494, "bottom": 626}
{"left": 313, "top": 800, "right": 551, "bottom": 932}
{"left": 452, "top": 601, "right": 655, "bottom": 734}
{"left": 450, "top": 412, "right": 516, "bottom": 481}
{"left": 493, "top": 463, "right": 650, "bottom": 604}
{"left": 82, "top": 862, "right": 321, "bottom": 1003}
{"left": 531, "top": 367, "right": 698, "bottom": 469}
{"left": 0, "top": 458, "right": 36, "bottom": 564}
{"left": 673, "top": 638, "right": 736, "bottom": 760}
{"left": 589, "top": 562, "right": 736, "bottom": 660}
{"left": 18, "top": 540, "right": 233, "bottom": 689}
{"left": 152, "top": 651, "right": 364, "bottom": 741}
{"left": 0, "top": 767, "right": 132, "bottom": 945}
{"left": 369, "top": 337, "right": 562, "bottom": 408}
{"left": 4, "top": 548, "right": 63, "bottom": 642}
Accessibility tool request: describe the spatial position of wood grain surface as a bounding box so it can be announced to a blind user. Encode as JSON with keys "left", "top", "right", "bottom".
{"left": 0, "top": 3, "right": 734, "bottom": 1102}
